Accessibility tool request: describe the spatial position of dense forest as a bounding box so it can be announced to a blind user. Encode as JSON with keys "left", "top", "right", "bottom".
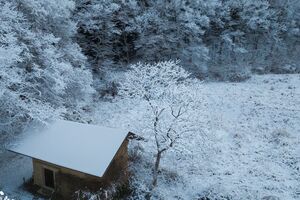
{"left": 1, "top": 0, "right": 299, "bottom": 137}
{"left": 0, "top": 0, "right": 299, "bottom": 199}
{"left": 75, "top": 0, "right": 300, "bottom": 79}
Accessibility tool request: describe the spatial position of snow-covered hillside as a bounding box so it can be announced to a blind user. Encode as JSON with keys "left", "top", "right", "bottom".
{"left": 1, "top": 0, "right": 300, "bottom": 199}
{"left": 1, "top": 74, "right": 299, "bottom": 199}
{"left": 94, "top": 74, "right": 300, "bottom": 200}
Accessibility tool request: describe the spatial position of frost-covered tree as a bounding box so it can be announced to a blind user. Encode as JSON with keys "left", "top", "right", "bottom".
{"left": 74, "top": 0, "right": 210, "bottom": 76}
{"left": 134, "top": 0, "right": 209, "bottom": 74}
{"left": 75, "top": 0, "right": 120, "bottom": 71}
{"left": 75, "top": 0, "right": 141, "bottom": 72}
{"left": 204, "top": 0, "right": 300, "bottom": 78}
{"left": 146, "top": 99, "right": 189, "bottom": 193}
{"left": 203, "top": 0, "right": 274, "bottom": 79}
{"left": 119, "top": 61, "right": 195, "bottom": 196}
{"left": 74, "top": 0, "right": 300, "bottom": 82}
{"left": 0, "top": 0, "right": 94, "bottom": 146}
{"left": 119, "top": 60, "right": 189, "bottom": 100}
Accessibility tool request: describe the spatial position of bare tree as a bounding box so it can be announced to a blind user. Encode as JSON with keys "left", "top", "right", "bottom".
{"left": 142, "top": 95, "right": 192, "bottom": 200}
{"left": 119, "top": 61, "right": 193, "bottom": 197}
{"left": 148, "top": 101, "right": 187, "bottom": 189}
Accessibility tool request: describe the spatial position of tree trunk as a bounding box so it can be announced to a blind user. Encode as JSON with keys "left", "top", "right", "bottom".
{"left": 152, "top": 150, "right": 162, "bottom": 188}
{"left": 146, "top": 150, "right": 163, "bottom": 200}
{"left": 123, "top": 33, "right": 130, "bottom": 64}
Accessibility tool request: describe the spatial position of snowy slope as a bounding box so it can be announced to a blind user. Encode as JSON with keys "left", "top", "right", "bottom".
{"left": 1, "top": 74, "right": 299, "bottom": 199}
{"left": 95, "top": 74, "right": 300, "bottom": 200}
{"left": 175, "top": 74, "right": 300, "bottom": 200}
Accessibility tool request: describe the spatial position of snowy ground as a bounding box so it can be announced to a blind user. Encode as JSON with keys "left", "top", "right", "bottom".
{"left": 1, "top": 74, "right": 299, "bottom": 199}
{"left": 182, "top": 74, "right": 300, "bottom": 200}
{"left": 0, "top": 151, "right": 34, "bottom": 199}
{"left": 95, "top": 74, "right": 300, "bottom": 200}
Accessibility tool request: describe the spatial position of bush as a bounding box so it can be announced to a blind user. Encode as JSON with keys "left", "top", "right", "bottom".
{"left": 270, "top": 64, "right": 300, "bottom": 74}
{"left": 209, "top": 65, "right": 251, "bottom": 82}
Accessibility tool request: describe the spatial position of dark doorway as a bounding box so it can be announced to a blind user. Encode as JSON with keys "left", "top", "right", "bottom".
{"left": 44, "top": 168, "right": 55, "bottom": 189}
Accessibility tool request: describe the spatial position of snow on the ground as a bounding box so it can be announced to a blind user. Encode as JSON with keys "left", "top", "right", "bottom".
{"left": 0, "top": 151, "right": 34, "bottom": 200}
{"left": 95, "top": 74, "right": 300, "bottom": 200}
{"left": 179, "top": 74, "right": 300, "bottom": 200}
{"left": 1, "top": 74, "right": 299, "bottom": 199}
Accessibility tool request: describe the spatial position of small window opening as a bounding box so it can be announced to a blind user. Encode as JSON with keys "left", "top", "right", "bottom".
{"left": 44, "top": 168, "right": 55, "bottom": 189}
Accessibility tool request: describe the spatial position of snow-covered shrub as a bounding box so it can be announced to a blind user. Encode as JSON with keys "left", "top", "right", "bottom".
{"left": 197, "top": 186, "right": 234, "bottom": 200}
{"left": 209, "top": 65, "right": 252, "bottom": 82}
{"left": 74, "top": 183, "right": 131, "bottom": 200}
{"left": 269, "top": 129, "right": 291, "bottom": 146}
{"left": 97, "top": 81, "right": 119, "bottom": 98}
{"left": 261, "top": 195, "right": 280, "bottom": 200}
{"left": 270, "top": 64, "right": 300, "bottom": 74}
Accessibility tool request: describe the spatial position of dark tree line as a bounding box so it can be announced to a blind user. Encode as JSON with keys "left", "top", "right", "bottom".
{"left": 75, "top": 0, "right": 300, "bottom": 81}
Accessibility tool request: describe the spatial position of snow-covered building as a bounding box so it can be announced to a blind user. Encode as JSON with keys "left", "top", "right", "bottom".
{"left": 8, "top": 120, "right": 130, "bottom": 198}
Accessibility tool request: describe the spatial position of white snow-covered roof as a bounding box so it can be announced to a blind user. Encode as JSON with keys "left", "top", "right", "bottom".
{"left": 9, "top": 120, "right": 129, "bottom": 177}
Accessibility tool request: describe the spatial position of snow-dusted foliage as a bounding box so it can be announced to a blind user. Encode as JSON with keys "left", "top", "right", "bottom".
{"left": 75, "top": 0, "right": 300, "bottom": 81}
{"left": 75, "top": 0, "right": 210, "bottom": 76}
{"left": 204, "top": 0, "right": 299, "bottom": 78}
{"left": 119, "top": 60, "right": 189, "bottom": 100}
{"left": 0, "top": 0, "right": 93, "bottom": 145}
{"left": 119, "top": 61, "right": 197, "bottom": 196}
